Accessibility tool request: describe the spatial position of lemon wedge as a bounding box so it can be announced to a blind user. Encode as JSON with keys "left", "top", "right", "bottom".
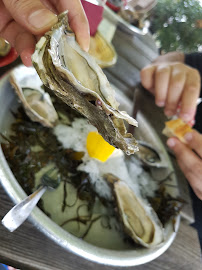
{"left": 86, "top": 132, "right": 115, "bottom": 162}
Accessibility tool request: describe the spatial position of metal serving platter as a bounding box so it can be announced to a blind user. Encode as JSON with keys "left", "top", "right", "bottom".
{"left": 103, "top": 4, "right": 149, "bottom": 36}
{"left": 0, "top": 67, "right": 180, "bottom": 267}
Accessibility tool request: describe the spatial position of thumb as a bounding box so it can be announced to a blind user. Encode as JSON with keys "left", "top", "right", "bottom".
{"left": 166, "top": 137, "right": 200, "bottom": 168}
{"left": 3, "top": 0, "right": 58, "bottom": 35}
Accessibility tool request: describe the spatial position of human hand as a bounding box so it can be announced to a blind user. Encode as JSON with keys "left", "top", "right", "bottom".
{"left": 0, "top": 0, "right": 90, "bottom": 66}
{"left": 140, "top": 61, "right": 201, "bottom": 123}
{"left": 152, "top": 51, "right": 185, "bottom": 64}
{"left": 167, "top": 130, "right": 202, "bottom": 200}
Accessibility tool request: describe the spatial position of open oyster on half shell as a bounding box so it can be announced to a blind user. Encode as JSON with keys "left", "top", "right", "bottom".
{"left": 10, "top": 66, "right": 58, "bottom": 128}
{"left": 32, "top": 12, "right": 138, "bottom": 155}
{"left": 104, "top": 174, "right": 164, "bottom": 247}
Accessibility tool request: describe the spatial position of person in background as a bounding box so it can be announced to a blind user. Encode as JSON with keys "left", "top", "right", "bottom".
{"left": 0, "top": 0, "right": 90, "bottom": 66}
{"left": 141, "top": 51, "right": 202, "bottom": 201}
{"left": 141, "top": 51, "right": 202, "bottom": 247}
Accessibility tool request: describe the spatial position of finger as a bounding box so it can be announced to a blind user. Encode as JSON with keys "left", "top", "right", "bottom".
{"left": 167, "top": 137, "right": 202, "bottom": 200}
{"left": 164, "top": 64, "right": 186, "bottom": 117}
{"left": 177, "top": 158, "right": 202, "bottom": 200}
{"left": 20, "top": 48, "right": 35, "bottom": 66}
{"left": 68, "top": 11, "right": 90, "bottom": 52}
{"left": 1, "top": 20, "right": 26, "bottom": 47}
{"left": 167, "top": 137, "right": 202, "bottom": 164}
{"left": 40, "top": 0, "right": 57, "bottom": 14}
{"left": 140, "top": 65, "right": 156, "bottom": 93}
{"left": 179, "top": 69, "right": 201, "bottom": 122}
{"left": 152, "top": 52, "right": 185, "bottom": 64}
{"left": 154, "top": 64, "right": 171, "bottom": 107}
{"left": 0, "top": 0, "right": 12, "bottom": 32}
{"left": 3, "top": 0, "right": 58, "bottom": 35}
{"left": 55, "top": 0, "right": 90, "bottom": 51}
{"left": 18, "top": 33, "right": 36, "bottom": 67}
{"left": 1, "top": 20, "right": 36, "bottom": 66}
{"left": 184, "top": 130, "right": 202, "bottom": 157}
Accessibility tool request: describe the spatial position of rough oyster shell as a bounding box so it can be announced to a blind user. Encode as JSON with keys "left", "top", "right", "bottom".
{"left": 105, "top": 174, "right": 164, "bottom": 247}
{"left": 32, "top": 12, "right": 138, "bottom": 155}
{"left": 10, "top": 66, "right": 58, "bottom": 127}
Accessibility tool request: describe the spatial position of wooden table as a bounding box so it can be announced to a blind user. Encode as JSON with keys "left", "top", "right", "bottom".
{"left": 0, "top": 29, "right": 201, "bottom": 270}
{"left": 0, "top": 185, "right": 201, "bottom": 270}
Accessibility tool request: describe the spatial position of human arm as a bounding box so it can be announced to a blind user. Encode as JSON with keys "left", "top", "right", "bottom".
{"left": 167, "top": 130, "right": 202, "bottom": 200}
{"left": 141, "top": 52, "right": 202, "bottom": 200}
{"left": 0, "top": 0, "right": 90, "bottom": 66}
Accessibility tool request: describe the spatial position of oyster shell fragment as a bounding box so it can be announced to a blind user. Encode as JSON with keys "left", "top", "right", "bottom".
{"left": 32, "top": 12, "right": 138, "bottom": 154}
{"left": 10, "top": 66, "right": 58, "bottom": 127}
{"left": 105, "top": 174, "right": 164, "bottom": 247}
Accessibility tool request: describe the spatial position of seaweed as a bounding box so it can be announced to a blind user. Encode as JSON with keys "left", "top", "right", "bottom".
{"left": 1, "top": 99, "right": 118, "bottom": 242}
{"left": 148, "top": 185, "right": 185, "bottom": 226}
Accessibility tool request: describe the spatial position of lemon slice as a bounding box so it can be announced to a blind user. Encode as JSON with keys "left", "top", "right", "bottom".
{"left": 86, "top": 131, "right": 115, "bottom": 162}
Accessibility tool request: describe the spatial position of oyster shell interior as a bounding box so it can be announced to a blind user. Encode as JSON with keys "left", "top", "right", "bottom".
{"left": 10, "top": 66, "right": 58, "bottom": 128}
{"left": 32, "top": 11, "right": 138, "bottom": 155}
{"left": 88, "top": 31, "right": 117, "bottom": 68}
{"left": 134, "top": 140, "right": 167, "bottom": 168}
{"left": 105, "top": 174, "right": 164, "bottom": 247}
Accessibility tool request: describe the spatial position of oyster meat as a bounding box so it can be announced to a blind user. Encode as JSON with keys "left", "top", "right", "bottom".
{"left": 88, "top": 31, "right": 117, "bottom": 68}
{"left": 134, "top": 140, "right": 167, "bottom": 168}
{"left": 10, "top": 66, "right": 58, "bottom": 127}
{"left": 32, "top": 12, "right": 138, "bottom": 155}
{"left": 104, "top": 174, "right": 164, "bottom": 247}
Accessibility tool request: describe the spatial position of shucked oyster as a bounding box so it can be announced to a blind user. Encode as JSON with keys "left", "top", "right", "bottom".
{"left": 10, "top": 66, "right": 58, "bottom": 128}
{"left": 105, "top": 174, "right": 164, "bottom": 247}
{"left": 32, "top": 12, "right": 138, "bottom": 155}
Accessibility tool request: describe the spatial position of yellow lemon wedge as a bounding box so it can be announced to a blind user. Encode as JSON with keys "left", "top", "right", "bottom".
{"left": 86, "top": 132, "right": 115, "bottom": 162}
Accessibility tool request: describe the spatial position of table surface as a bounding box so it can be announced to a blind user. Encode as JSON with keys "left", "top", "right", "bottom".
{"left": 0, "top": 30, "right": 201, "bottom": 270}
{"left": 0, "top": 184, "right": 202, "bottom": 270}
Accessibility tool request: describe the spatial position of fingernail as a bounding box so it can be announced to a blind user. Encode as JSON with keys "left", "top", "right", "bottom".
{"left": 165, "top": 110, "right": 174, "bottom": 117}
{"left": 176, "top": 107, "right": 181, "bottom": 114}
{"left": 82, "top": 37, "right": 90, "bottom": 52}
{"left": 180, "top": 113, "right": 192, "bottom": 122}
{"left": 28, "top": 9, "right": 57, "bottom": 30}
{"left": 156, "top": 101, "right": 165, "bottom": 107}
{"left": 184, "top": 132, "right": 193, "bottom": 142}
{"left": 77, "top": 38, "right": 89, "bottom": 52}
{"left": 167, "top": 138, "right": 176, "bottom": 148}
{"left": 188, "top": 119, "right": 195, "bottom": 127}
{"left": 83, "top": 44, "right": 89, "bottom": 52}
{"left": 21, "top": 48, "right": 35, "bottom": 67}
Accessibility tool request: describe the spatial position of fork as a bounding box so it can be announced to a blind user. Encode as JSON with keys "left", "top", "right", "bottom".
{"left": 1, "top": 168, "right": 60, "bottom": 232}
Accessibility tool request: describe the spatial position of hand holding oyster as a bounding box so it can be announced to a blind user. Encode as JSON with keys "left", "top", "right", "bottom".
{"left": 32, "top": 11, "right": 138, "bottom": 155}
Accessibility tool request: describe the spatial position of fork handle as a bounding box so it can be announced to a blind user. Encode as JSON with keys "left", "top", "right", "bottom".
{"left": 1, "top": 186, "right": 47, "bottom": 232}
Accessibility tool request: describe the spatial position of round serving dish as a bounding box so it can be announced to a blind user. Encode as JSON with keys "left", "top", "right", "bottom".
{"left": 0, "top": 68, "right": 180, "bottom": 267}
